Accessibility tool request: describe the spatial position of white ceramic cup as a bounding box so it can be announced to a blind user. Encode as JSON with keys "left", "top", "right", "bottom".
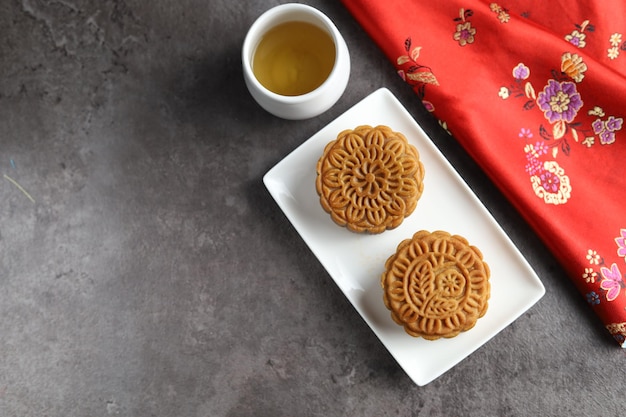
{"left": 242, "top": 3, "right": 350, "bottom": 120}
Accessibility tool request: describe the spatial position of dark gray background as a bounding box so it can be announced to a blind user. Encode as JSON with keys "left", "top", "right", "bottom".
{"left": 1, "top": 1, "right": 622, "bottom": 416}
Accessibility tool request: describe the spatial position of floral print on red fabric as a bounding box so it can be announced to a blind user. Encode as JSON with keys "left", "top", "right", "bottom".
{"left": 396, "top": 37, "right": 439, "bottom": 102}
{"left": 600, "top": 263, "right": 623, "bottom": 301}
{"left": 489, "top": 3, "right": 510, "bottom": 23}
{"left": 564, "top": 20, "right": 593, "bottom": 49}
{"left": 561, "top": 52, "right": 587, "bottom": 82}
{"left": 453, "top": 8, "right": 476, "bottom": 46}
{"left": 583, "top": 229, "right": 626, "bottom": 343}
{"left": 607, "top": 33, "right": 625, "bottom": 60}
{"left": 585, "top": 106, "right": 624, "bottom": 146}
{"left": 499, "top": 50, "right": 624, "bottom": 205}
{"left": 536, "top": 79, "right": 583, "bottom": 124}
{"left": 520, "top": 132, "right": 572, "bottom": 204}
{"left": 615, "top": 229, "right": 626, "bottom": 259}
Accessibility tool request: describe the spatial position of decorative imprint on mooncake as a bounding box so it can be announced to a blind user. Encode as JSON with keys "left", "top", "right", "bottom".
{"left": 382, "top": 230, "right": 491, "bottom": 340}
{"left": 316, "top": 125, "right": 425, "bottom": 234}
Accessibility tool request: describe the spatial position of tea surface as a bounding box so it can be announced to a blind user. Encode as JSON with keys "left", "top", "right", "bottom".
{"left": 253, "top": 21, "right": 336, "bottom": 96}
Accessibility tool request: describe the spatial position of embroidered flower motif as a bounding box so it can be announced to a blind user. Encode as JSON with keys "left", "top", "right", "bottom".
{"left": 607, "top": 33, "right": 622, "bottom": 59}
{"left": 512, "top": 63, "right": 530, "bottom": 80}
{"left": 530, "top": 160, "right": 571, "bottom": 204}
{"left": 524, "top": 154, "right": 542, "bottom": 175}
{"left": 518, "top": 128, "right": 533, "bottom": 139}
{"left": 606, "top": 115, "right": 624, "bottom": 131}
{"left": 536, "top": 79, "right": 583, "bottom": 124}
{"left": 589, "top": 106, "right": 605, "bottom": 117}
{"left": 564, "top": 20, "right": 592, "bottom": 48}
{"left": 599, "top": 129, "right": 617, "bottom": 145}
{"left": 498, "top": 86, "right": 510, "bottom": 99}
{"left": 610, "top": 33, "right": 623, "bottom": 47}
{"left": 565, "top": 30, "right": 586, "bottom": 48}
{"left": 453, "top": 9, "right": 476, "bottom": 46}
{"left": 489, "top": 3, "right": 510, "bottom": 23}
{"left": 534, "top": 141, "right": 548, "bottom": 154}
{"left": 454, "top": 21, "right": 476, "bottom": 46}
{"left": 561, "top": 52, "right": 587, "bottom": 82}
{"left": 586, "top": 249, "right": 601, "bottom": 265}
{"left": 582, "top": 268, "right": 597, "bottom": 284}
{"left": 539, "top": 170, "right": 559, "bottom": 193}
{"left": 615, "top": 229, "right": 626, "bottom": 258}
{"left": 586, "top": 291, "right": 600, "bottom": 305}
{"left": 600, "top": 263, "right": 624, "bottom": 301}
{"left": 590, "top": 114, "right": 623, "bottom": 145}
{"left": 592, "top": 118, "right": 605, "bottom": 134}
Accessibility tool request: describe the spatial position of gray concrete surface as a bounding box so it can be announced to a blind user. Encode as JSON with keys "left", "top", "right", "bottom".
{"left": 0, "top": 1, "right": 623, "bottom": 416}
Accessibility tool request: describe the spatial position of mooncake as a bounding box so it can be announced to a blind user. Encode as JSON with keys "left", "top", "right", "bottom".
{"left": 315, "top": 125, "right": 425, "bottom": 234}
{"left": 381, "top": 230, "right": 491, "bottom": 340}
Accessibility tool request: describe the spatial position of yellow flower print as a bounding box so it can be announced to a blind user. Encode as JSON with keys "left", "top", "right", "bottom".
{"left": 610, "top": 33, "right": 622, "bottom": 47}
{"left": 608, "top": 33, "right": 623, "bottom": 59}
{"left": 582, "top": 268, "right": 597, "bottom": 283}
{"left": 588, "top": 106, "right": 605, "bottom": 117}
{"left": 561, "top": 52, "right": 587, "bottom": 82}
{"left": 489, "top": 3, "right": 510, "bottom": 23}
{"left": 586, "top": 249, "right": 601, "bottom": 265}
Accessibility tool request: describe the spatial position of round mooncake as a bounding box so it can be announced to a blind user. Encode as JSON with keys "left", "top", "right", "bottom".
{"left": 381, "top": 230, "right": 491, "bottom": 340}
{"left": 315, "top": 125, "right": 425, "bottom": 234}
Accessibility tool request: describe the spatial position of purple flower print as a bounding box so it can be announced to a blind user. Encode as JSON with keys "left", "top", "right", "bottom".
{"left": 600, "top": 129, "right": 616, "bottom": 145}
{"left": 591, "top": 115, "right": 622, "bottom": 144}
{"left": 536, "top": 79, "right": 583, "bottom": 123}
{"left": 512, "top": 63, "right": 530, "bottom": 80}
{"left": 518, "top": 127, "right": 533, "bottom": 139}
{"left": 592, "top": 118, "right": 605, "bottom": 134}
{"left": 534, "top": 141, "right": 548, "bottom": 155}
{"left": 615, "top": 229, "right": 626, "bottom": 257}
{"left": 606, "top": 116, "right": 623, "bottom": 132}
{"left": 600, "top": 263, "right": 624, "bottom": 301}
{"left": 539, "top": 170, "right": 560, "bottom": 193}
{"left": 524, "top": 153, "right": 542, "bottom": 175}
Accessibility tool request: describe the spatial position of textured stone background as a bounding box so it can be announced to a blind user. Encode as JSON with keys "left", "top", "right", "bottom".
{"left": 1, "top": 1, "right": 623, "bottom": 416}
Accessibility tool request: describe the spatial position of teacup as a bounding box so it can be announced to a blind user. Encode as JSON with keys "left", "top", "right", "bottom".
{"left": 242, "top": 3, "right": 350, "bottom": 120}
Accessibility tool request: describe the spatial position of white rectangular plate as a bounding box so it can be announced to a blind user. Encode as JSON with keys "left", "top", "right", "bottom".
{"left": 263, "top": 88, "right": 545, "bottom": 386}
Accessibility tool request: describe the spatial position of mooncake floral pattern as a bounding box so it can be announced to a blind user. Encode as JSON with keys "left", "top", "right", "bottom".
{"left": 381, "top": 230, "right": 490, "bottom": 340}
{"left": 315, "top": 125, "right": 425, "bottom": 234}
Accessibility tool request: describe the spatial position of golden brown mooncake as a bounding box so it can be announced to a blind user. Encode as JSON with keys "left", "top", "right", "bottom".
{"left": 315, "top": 125, "right": 425, "bottom": 234}
{"left": 381, "top": 230, "right": 491, "bottom": 340}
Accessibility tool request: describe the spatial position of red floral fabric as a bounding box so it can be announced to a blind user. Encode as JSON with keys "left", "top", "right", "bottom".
{"left": 341, "top": 0, "right": 626, "bottom": 346}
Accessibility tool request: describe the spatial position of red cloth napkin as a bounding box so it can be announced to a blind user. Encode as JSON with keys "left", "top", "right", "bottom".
{"left": 342, "top": 0, "right": 626, "bottom": 346}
